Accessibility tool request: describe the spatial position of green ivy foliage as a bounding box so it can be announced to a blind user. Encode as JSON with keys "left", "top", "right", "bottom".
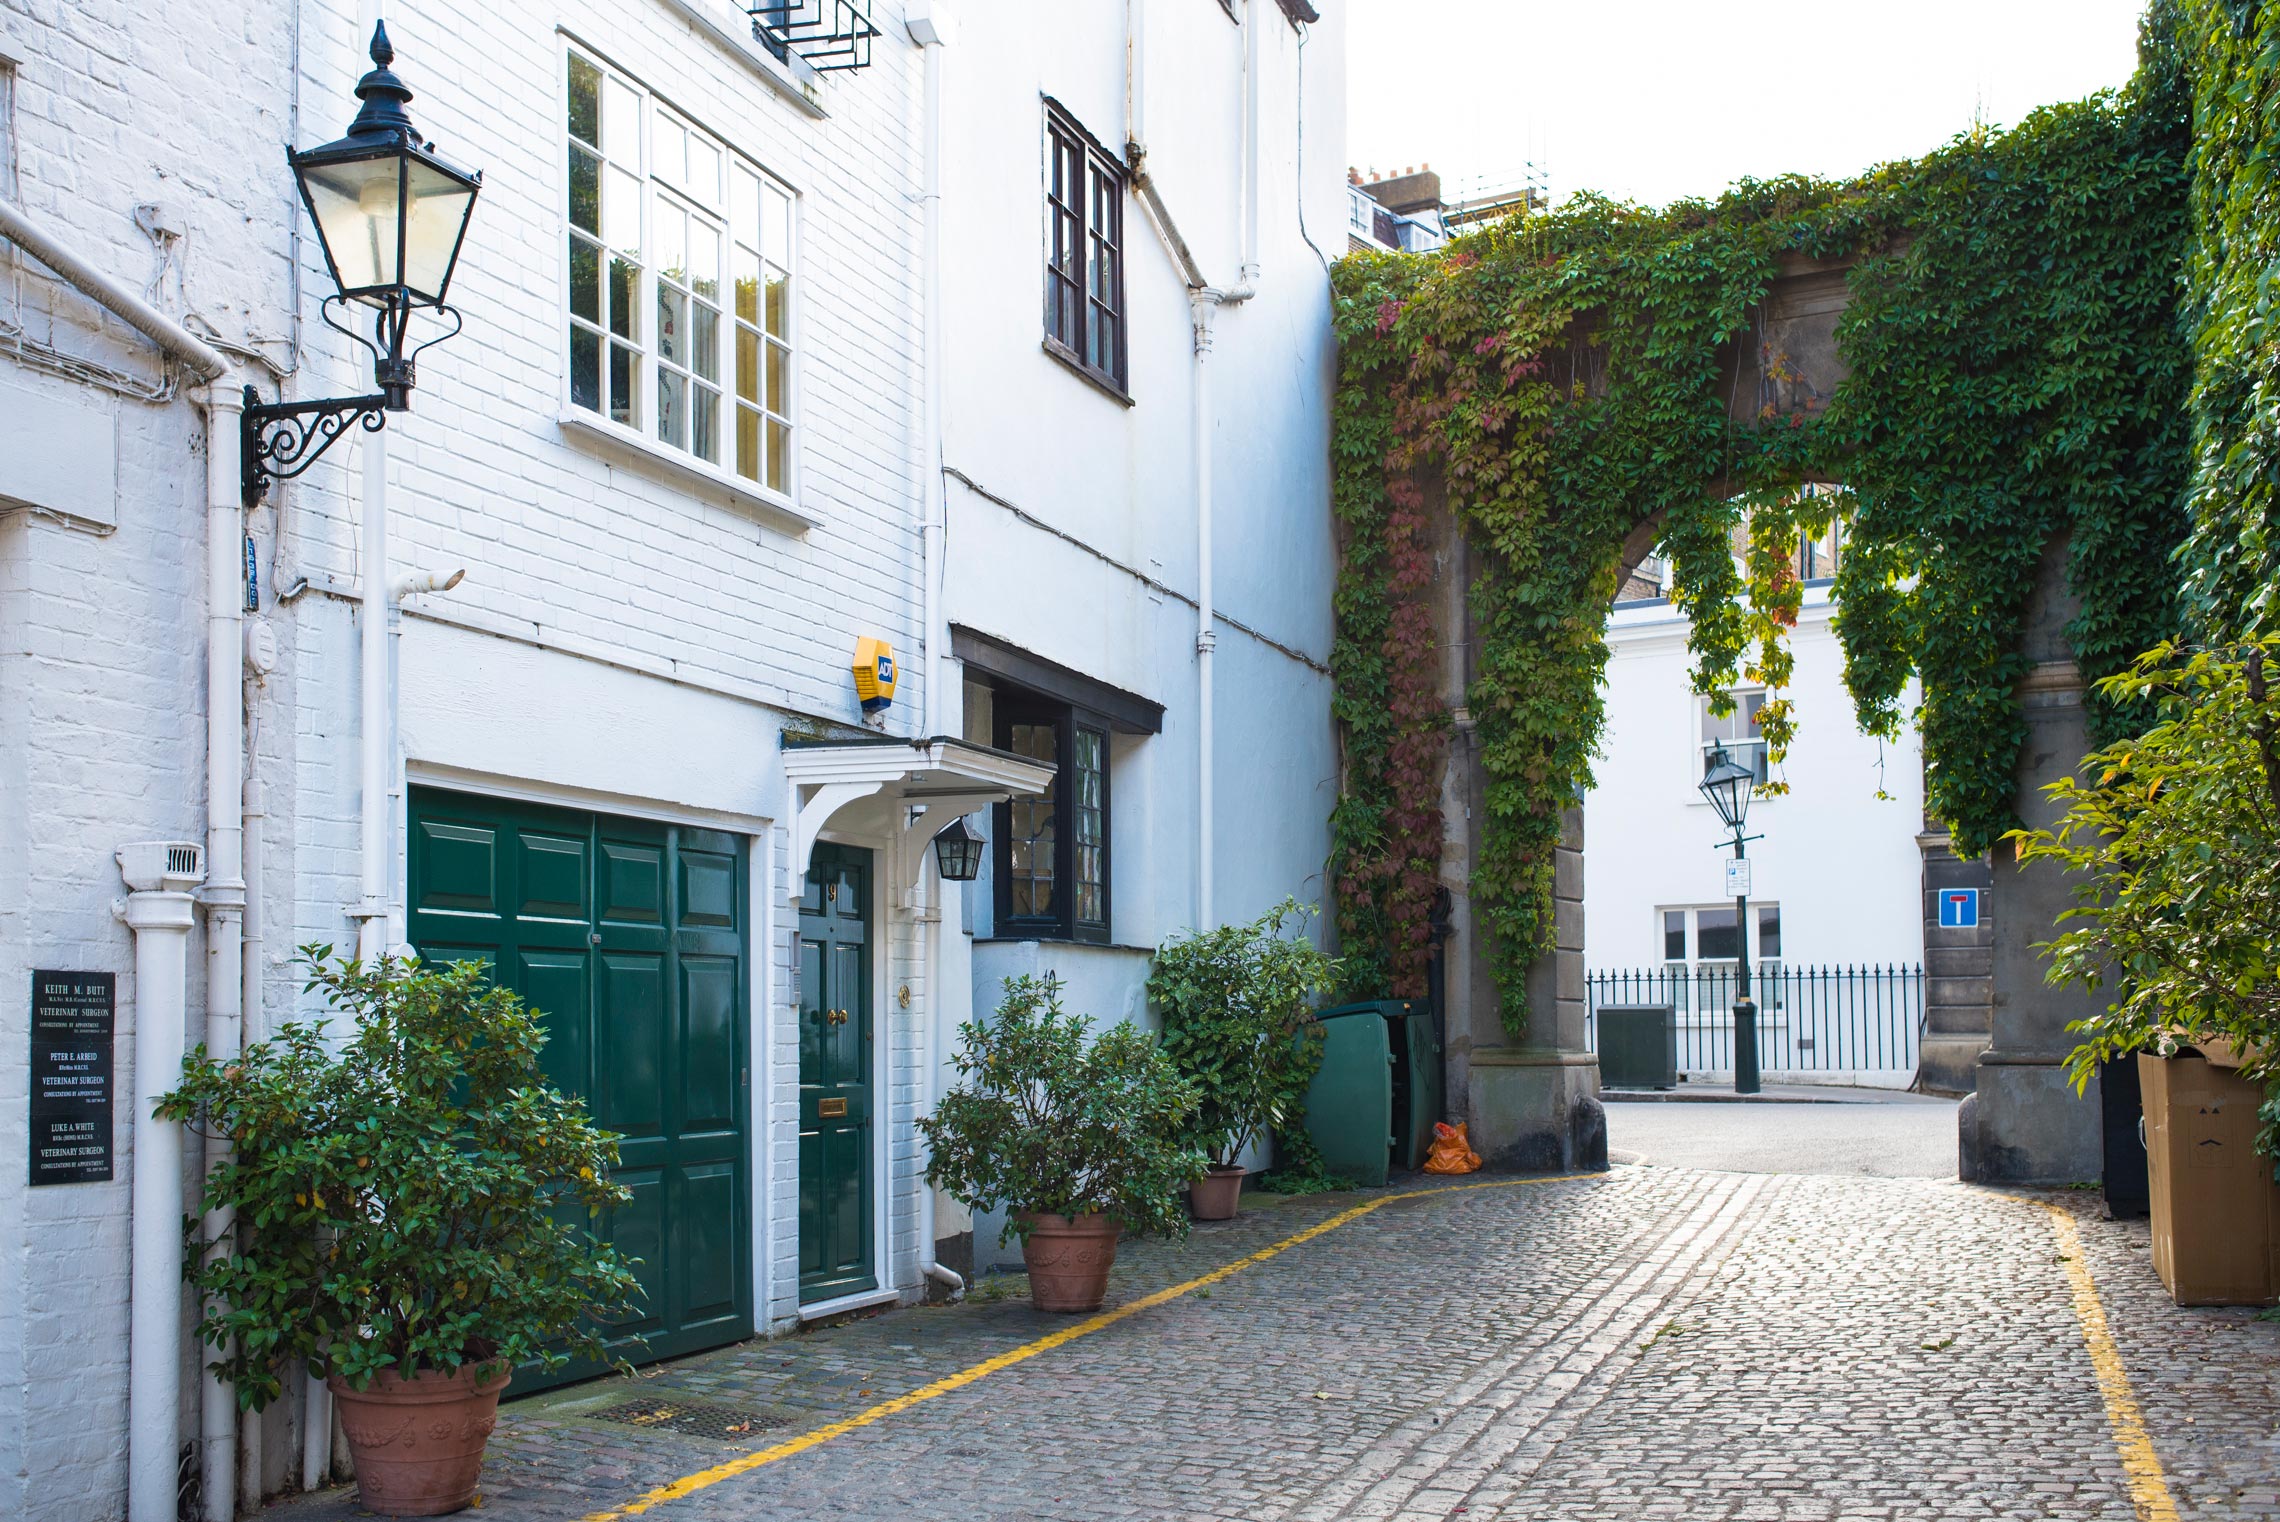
{"left": 1331, "top": 22, "right": 2200, "bottom": 1029}
{"left": 2175, "top": 0, "right": 2280, "bottom": 635}
{"left": 156, "top": 950, "right": 640, "bottom": 1408}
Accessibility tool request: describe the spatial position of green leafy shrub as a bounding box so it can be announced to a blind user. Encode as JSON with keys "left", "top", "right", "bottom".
{"left": 1147, "top": 898, "right": 1340, "bottom": 1168}
{"left": 918, "top": 975, "right": 1205, "bottom": 1242}
{"left": 157, "top": 948, "right": 640, "bottom": 1408}
{"left": 2013, "top": 638, "right": 2280, "bottom": 1166}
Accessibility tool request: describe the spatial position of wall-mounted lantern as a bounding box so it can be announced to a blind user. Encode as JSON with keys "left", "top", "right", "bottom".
{"left": 243, "top": 23, "right": 482, "bottom": 504}
{"left": 930, "top": 817, "right": 984, "bottom": 882}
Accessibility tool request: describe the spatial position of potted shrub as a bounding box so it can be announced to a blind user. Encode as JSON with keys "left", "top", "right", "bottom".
{"left": 159, "top": 949, "right": 638, "bottom": 1517}
{"left": 1148, "top": 899, "right": 1340, "bottom": 1219}
{"left": 2017, "top": 638, "right": 2280, "bottom": 1128}
{"left": 918, "top": 975, "right": 1204, "bottom": 1311}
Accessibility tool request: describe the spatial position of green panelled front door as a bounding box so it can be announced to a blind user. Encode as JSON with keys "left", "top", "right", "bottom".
{"left": 407, "top": 787, "right": 752, "bottom": 1391}
{"left": 798, "top": 843, "right": 875, "bottom": 1304}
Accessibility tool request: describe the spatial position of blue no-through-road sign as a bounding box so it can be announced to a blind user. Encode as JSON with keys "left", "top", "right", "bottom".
{"left": 1938, "top": 888, "right": 1981, "bottom": 929}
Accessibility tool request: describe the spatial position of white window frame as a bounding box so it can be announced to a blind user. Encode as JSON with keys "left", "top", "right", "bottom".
{"left": 1692, "top": 687, "right": 1770, "bottom": 798}
{"left": 1658, "top": 902, "right": 1782, "bottom": 971}
{"left": 560, "top": 42, "right": 803, "bottom": 521}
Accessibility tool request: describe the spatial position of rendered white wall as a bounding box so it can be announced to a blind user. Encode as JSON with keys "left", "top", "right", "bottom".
{"left": 1583, "top": 593, "right": 1926, "bottom": 974}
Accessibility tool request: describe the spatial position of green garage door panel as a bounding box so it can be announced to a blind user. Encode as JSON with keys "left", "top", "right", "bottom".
{"left": 408, "top": 788, "right": 753, "bottom": 1391}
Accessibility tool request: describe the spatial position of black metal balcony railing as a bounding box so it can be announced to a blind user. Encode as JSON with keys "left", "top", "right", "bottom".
{"left": 748, "top": 0, "right": 878, "bottom": 71}
{"left": 1586, "top": 962, "right": 1926, "bottom": 1079}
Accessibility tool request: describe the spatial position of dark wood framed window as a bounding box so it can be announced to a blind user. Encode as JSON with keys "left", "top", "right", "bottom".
{"left": 1043, "top": 104, "right": 1126, "bottom": 395}
{"left": 994, "top": 696, "right": 1111, "bottom": 943}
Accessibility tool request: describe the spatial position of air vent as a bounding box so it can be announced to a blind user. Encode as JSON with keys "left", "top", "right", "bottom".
{"left": 116, "top": 840, "right": 206, "bottom": 894}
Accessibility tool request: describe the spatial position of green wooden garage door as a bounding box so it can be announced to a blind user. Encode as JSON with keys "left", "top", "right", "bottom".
{"left": 408, "top": 787, "right": 752, "bottom": 1390}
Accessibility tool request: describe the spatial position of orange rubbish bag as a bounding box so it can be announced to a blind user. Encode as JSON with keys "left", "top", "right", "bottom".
{"left": 1421, "top": 1120, "right": 1481, "bottom": 1175}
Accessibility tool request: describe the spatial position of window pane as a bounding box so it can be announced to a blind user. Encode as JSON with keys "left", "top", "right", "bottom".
{"left": 736, "top": 327, "right": 759, "bottom": 402}
{"left": 601, "top": 75, "right": 640, "bottom": 164}
{"left": 652, "top": 112, "right": 685, "bottom": 190}
{"left": 656, "top": 367, "right": 685, "bottom": 448}
{"left": 692, "top": 304, "right": 719, "bottom": 382}
{"left": 568, "top": 235, "right": 600, "bottom": 323}
{"left": 766, "top": 419, "right": 790, "bottom": 493}
{"left": 733, "top": 247, "right": 760, "bottom": 323}
{"left": 733, "top": 167, "right": 760, "bottom": 244}
{"left": 736, "top": 404, "right": 759, "bottom": 480}
{"left": 765, "top": 339, "right": 786, "bottom": 413}
{"left": 608, "top": 342, "right": 637, "bottom": 427}
{"left": 1696, "top": 907, "right": 1739, "bottom": 961}
{"left": 568, "top": 146, "right": 600, "bottom": 234}
{"left": 1757, "top": 905, "right": 1781, "bottom": 959}
{"left": 567, "top": 54, "right": 601, "bottom": 146}
{"left": 1663, "top": 910, "right": 1687, "bottom": 961}
{"left": 691, "top": 385, "right": 718, "bottom": 463}
{"left": 608, "top": 257, "right": 640, "bottom": 340}
{"left": 604, "top": 166, "right": 642, "bottom": 253}
{"left": 764, "top": 184, "right": 792, "bottom": 266}
{"left": 570, "top": 325, "right": 600, "bottom": 411}
{"left": 691, "top": 222, "right": 720, "bottom": 301}
{"left": 1075, "top": 727, "right": 1105, "bottom": 925}
{"left": 765, "top": 266, "right": 788, "bottom": 338}
{"left": 1089, "top": 305, "right": 1116, "bottom": 375}
{"left": 657, "top": 284, "right": 686, "bottom": 367}
{"left": 1007, "top": 722, "right": 1058, "bottom": 921}
{"left": 688, "top": 135, "right": 720, "bottom": 206}
{"left": 655, "top": 202, "right": 686, "bottom": 285}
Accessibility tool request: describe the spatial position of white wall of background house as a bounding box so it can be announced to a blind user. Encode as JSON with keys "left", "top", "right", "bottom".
{"left": 929, "top": 0, "right": 1344, "bottom": 1268}
{"left": 1584, "top": 587, "right": 1927, "bottom": 1083}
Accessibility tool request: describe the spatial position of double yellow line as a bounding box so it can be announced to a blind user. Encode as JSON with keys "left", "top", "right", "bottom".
{"left": 574, "top": 1175, "right": 1592, "bottom": 1521}
{"left": 2043, "top": 1204, "right": 2181, "bottom": 1522}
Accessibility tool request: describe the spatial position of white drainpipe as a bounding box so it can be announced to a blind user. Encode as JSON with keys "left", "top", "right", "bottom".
{"left": 117, "top": 847, "right": 203, "bottom": 1522}
{"left": 0, "top": 190, "right": 243, "bottom": 1522}
{"left": 907, "top": 0, "right": 963, "bottom": 1300}
{"left": 199, "top": 381, "right": 249, "bottom": 1522}
{"left": 1190, "top": 293, "right": 1219, "bottom": 930}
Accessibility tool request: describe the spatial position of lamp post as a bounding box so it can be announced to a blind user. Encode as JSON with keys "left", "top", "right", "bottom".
{"left": 1698, "top": 742, "right": 1762, "bottom": 1095}
{"left": 241, "top": 22, "right": 482, "bottom": 504}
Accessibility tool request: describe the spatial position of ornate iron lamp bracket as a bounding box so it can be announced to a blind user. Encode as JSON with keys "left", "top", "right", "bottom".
{"left": 240, "top": 386, "right": 389, "bottom": 505}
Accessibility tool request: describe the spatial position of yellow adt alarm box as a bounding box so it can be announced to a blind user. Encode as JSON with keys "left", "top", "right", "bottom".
{"left": 853, "top": 637, "right": 897, "bottom": 715}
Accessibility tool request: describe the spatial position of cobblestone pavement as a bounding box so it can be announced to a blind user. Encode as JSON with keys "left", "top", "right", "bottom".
{"left": 264, "top": 1168, "right": 2280, "bottom": 1522}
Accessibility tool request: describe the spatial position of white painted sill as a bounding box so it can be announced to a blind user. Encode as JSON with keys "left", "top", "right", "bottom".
{"left": 657, "top": 0, "right": 829, "bottom": 120}
{"left": 557, "top": 410, "right": 820, "bottom": 535}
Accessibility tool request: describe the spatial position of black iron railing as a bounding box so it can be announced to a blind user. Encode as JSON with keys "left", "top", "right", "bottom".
{"left": 1586, "top": 963, "right": 1926, "bottom": 1079}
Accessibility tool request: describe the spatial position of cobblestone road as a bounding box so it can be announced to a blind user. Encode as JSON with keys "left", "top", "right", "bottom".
{"left": 267, "top": 1167, "right": 2280, "bottom": 1522}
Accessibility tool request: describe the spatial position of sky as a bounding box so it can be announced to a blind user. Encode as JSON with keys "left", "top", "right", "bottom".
{"left": 1343, "top": 0, "right": 2152, "bottom": 210}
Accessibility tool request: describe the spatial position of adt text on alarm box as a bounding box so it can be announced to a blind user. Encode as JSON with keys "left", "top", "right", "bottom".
{"left": 1937, "top": 888, "right": 1981, "bottom": 929}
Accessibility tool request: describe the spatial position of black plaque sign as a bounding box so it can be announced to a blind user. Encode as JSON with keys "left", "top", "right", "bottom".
{"left": 30, "top": 970, "right": 115, "bottom": 1185}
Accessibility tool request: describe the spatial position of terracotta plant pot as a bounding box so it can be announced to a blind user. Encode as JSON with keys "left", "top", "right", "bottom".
{"left": 1188, "top": 1164, "right": 1248, "bottom": 1221}
{"left": 1018, "top": 1210, "right": 1122, "bottom": 1312}
{"left": 328, "top": 1361, "right": 512, "bottom": 1517}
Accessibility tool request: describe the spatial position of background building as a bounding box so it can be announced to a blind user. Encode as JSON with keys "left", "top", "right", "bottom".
{"left": 0, "top": 0, "right": 1345, "bottom": 1516}
{"left": 1583, "top": 544, "right": 1929, "bottom": 1086}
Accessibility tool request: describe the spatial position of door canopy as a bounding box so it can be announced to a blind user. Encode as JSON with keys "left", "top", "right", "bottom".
{"left": 782, "top": 735, "right": 1055, "bottom": 899}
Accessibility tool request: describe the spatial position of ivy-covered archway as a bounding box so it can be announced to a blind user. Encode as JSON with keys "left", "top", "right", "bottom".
{"left": 1326, "top": 3, "right": 2247, "bottom": 1037}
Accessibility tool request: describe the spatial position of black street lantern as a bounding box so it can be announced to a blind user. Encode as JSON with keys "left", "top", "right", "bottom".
{"left": 243, "top": 23, "right": 482, "bottom": 503}
{"left": 931, "top": 818, "right": 984, "bottom": 882}
{"left": 1698, "top": 741, "right": 1764, "bottom": 1095}
{"left": 1697, "top": 743, "right": 1756, "bottom": 834}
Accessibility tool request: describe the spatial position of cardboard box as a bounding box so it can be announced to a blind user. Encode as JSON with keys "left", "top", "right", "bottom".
{"left": 2139, "top": 1051, "right": 2280, "bottom": 1306}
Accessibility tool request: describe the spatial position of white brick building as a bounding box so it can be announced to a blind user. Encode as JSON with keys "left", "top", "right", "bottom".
{"left": 0, "top": 0, "right": 1343, "bottom": 1517}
